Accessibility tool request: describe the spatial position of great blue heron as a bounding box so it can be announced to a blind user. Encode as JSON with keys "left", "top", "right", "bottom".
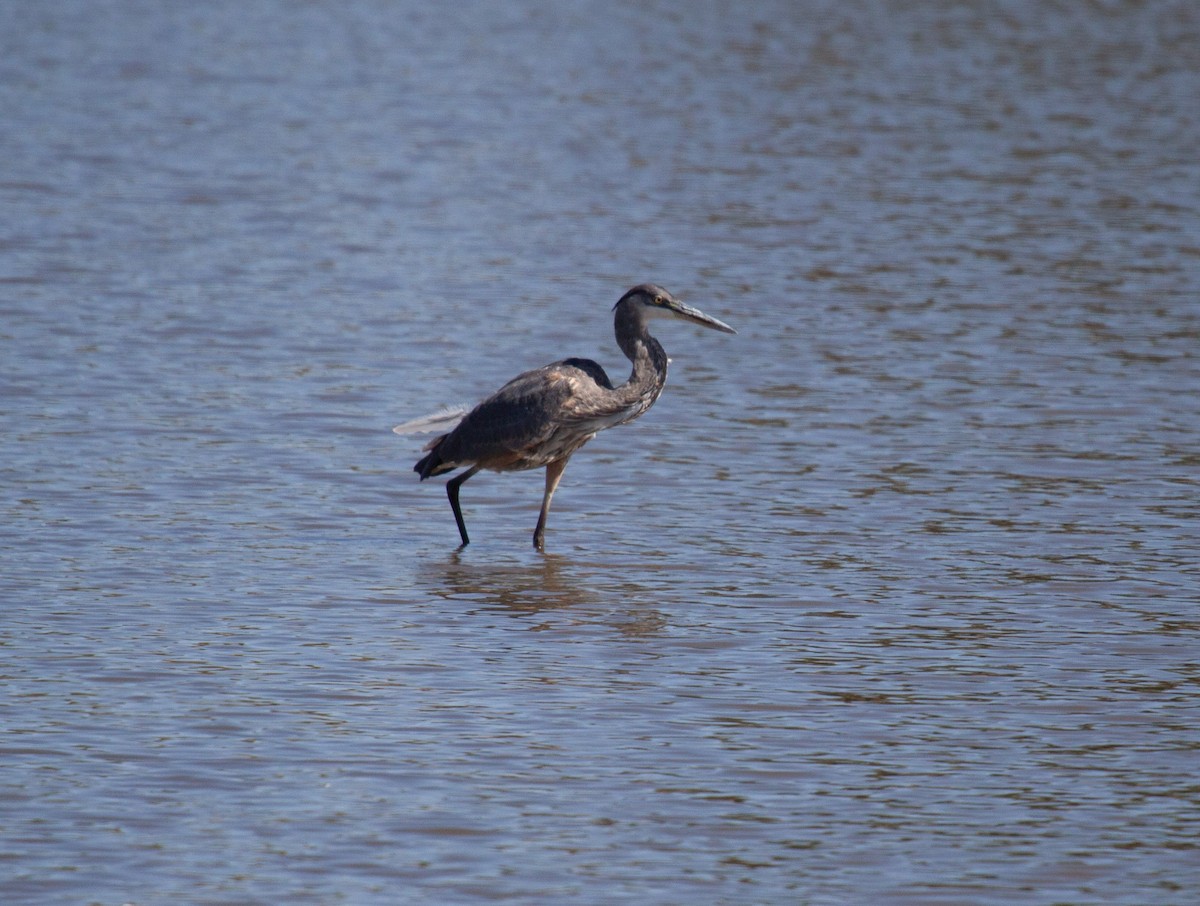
{"left": 395, "top": 283, "right": 736, "bottom": 549}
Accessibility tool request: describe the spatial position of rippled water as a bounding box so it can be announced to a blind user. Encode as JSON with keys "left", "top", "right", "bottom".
{"left": 3, "top": 2, "right": 1198, "bottom": 903}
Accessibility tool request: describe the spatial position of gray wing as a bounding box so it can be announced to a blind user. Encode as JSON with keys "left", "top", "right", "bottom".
{"left": 433, "top": 360, "right": 616, "bottom": 468}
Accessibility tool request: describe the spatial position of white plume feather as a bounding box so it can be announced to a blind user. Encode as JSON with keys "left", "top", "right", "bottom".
{"left": 392, "top": 404, "right": 470, "bottom": 436}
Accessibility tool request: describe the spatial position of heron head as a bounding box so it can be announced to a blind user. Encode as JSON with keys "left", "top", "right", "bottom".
{"left": 615, "top": 283, "right": 737, "bottom": 334}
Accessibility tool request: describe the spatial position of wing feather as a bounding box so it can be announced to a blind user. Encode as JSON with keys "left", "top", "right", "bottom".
{"left": 428, "top": 360, "right": 614, "bottom": 467}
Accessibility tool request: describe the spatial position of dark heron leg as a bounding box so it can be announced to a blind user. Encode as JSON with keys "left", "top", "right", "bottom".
{"left": 446, "top": 465, "right": 481, "bottom": 546}
{"left": 533, "top": 458, "right": 569, "bottom": 550}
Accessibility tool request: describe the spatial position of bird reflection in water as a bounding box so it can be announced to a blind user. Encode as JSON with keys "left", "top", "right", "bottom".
{"left": 422, "top": 553, "right": 668, "bottom": 638}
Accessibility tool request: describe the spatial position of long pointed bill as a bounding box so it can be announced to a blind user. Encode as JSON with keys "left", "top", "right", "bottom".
{"left": 666, "top": 299, "right": 737, "bottom": 335}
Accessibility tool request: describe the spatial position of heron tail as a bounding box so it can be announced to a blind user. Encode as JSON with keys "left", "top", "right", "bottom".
{"left": 398, "top": 405, "right": 469, "bottom": 480}
{"left": 414, "top": 447, "right": 440, "bottom": 480}
{"left": 414, "top": 442, "right": 459, "bottom": 480}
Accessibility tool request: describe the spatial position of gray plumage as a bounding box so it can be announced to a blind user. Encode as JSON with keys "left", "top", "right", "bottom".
{"left": 399, "top": 283, "right": 736, "bottom": 549}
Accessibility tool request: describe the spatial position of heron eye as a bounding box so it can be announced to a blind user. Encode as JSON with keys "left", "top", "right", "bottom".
{"left": 654, "top": 295, "right": 663, "bottom": 304}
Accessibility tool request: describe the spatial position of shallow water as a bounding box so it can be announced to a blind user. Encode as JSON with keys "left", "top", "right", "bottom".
{"left": 3, "top": 1, "right": 1198, "bottom": 903}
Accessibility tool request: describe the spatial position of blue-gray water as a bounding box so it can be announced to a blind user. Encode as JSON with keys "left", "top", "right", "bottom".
{"left": 3, "top": 2, "right": 1198, "bottom": 904}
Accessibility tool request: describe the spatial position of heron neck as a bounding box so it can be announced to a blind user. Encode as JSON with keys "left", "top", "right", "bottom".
{"left": 615, "top": 315, "right": 669, "bottom": 407}
{"left": 625, "top": 333, "right": 667, "bottom": 384}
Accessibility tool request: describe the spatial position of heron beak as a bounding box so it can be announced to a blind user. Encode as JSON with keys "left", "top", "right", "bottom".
{"left": 666, "top": 299, "right": 737, "bottom": 335}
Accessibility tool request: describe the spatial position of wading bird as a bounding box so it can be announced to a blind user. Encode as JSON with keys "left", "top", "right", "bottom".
{"left": 394, "top": 283, "right": 735, "bottom": 549}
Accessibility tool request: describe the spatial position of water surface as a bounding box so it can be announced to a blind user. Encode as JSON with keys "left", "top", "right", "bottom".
{"left": 2, "top": 2, "right": 1198, "bottom": 903}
